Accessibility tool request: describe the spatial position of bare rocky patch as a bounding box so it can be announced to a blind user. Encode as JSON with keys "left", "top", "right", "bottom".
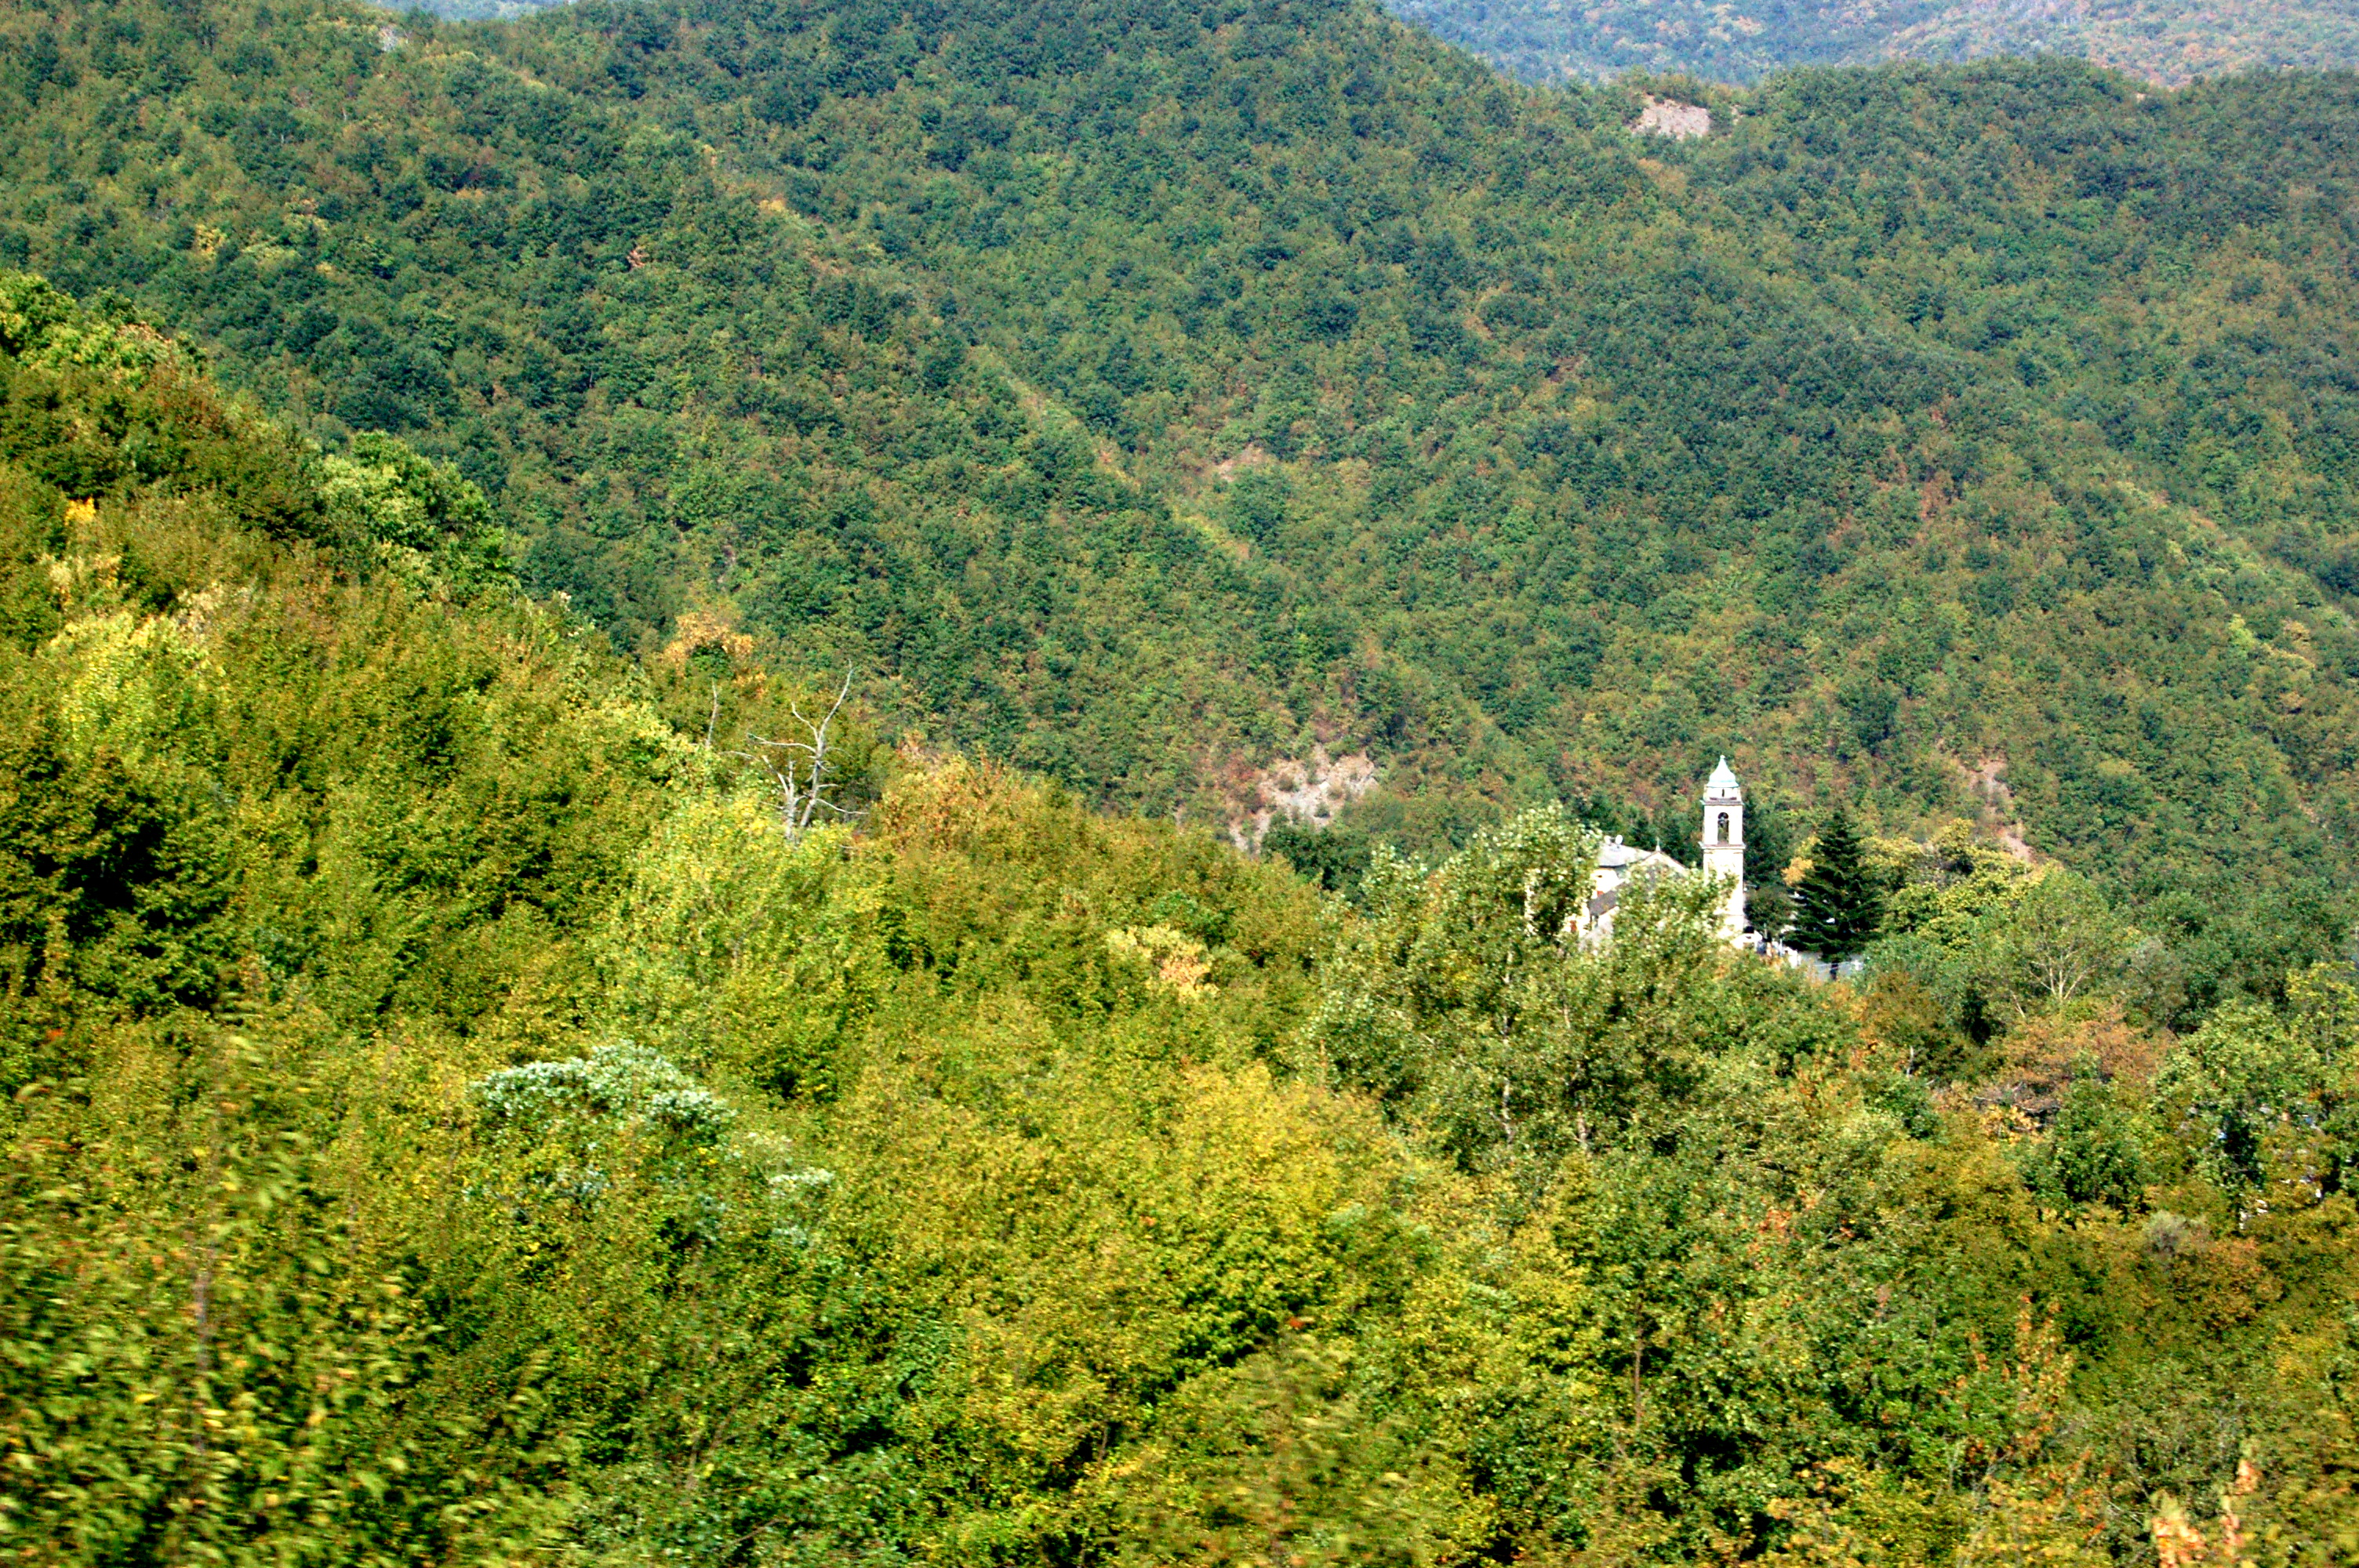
{"left": 1631, "top": 97, "right": 1711, "bottom": 140}
{"left": 1224, "top": 746, "right": 1379, "bottom": 852}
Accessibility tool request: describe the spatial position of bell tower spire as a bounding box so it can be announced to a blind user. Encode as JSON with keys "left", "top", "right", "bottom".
{"left": 1701, "top": 757, "right": 1747, "bottom": 938}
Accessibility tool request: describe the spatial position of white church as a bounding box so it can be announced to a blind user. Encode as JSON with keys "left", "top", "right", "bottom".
{"left": 1578, "top": 757, "right": 1750, "bottom": 943}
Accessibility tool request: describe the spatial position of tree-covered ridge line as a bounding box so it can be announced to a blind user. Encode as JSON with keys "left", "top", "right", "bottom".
{"left": 398, "top": 0, "right": 2359, "bottom": 87}
{"left": 5, "top": 1, "right": 2359, "bottom": 1003}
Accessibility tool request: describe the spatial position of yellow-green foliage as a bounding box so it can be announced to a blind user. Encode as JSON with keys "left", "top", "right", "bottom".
{"left": 0, "top": 273, "right": 189, "bottom": 379}
{"left": 5, "top": 281, "right": 2359, "bottom": 1567}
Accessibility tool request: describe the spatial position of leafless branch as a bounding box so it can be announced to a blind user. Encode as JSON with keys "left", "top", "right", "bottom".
{"left": 729, "top": 668, "right": 856, "bottom": 837}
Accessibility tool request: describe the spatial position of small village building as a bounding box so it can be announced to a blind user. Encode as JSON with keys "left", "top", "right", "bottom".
{"left": 1578, "top": 757, "right": 1750, "bottom": 944}
{"left": 1581, "top": 835, "right": 1686, "bottom": 941}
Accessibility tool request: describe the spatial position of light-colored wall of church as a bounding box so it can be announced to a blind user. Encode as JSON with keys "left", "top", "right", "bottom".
{"left": 1701, "top": 785, "right": 1746, "bottom": 933}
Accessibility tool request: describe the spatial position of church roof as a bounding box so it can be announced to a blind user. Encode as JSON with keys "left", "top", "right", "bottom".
{"left": 1595, "top": 837, "right": 1686, "bottom": 875}
{"left": 1706, "top": 756, "right": 1741, "bottom": 797}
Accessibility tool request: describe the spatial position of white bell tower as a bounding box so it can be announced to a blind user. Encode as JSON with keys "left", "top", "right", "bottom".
{"left": 1700, "top": 757, "right": 1747, "bottom": 938}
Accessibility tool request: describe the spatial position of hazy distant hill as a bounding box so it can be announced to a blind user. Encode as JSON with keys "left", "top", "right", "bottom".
{"left": 406, "top": 0, "right": 569, "bottom": 16}
{"left": 1393, "top": 0, "right": 2359, "bottom": 83}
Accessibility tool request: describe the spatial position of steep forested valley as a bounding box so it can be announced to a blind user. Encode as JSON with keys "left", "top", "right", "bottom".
{"left": 4, "top": 0, "right": 2359, "bottom": 1562}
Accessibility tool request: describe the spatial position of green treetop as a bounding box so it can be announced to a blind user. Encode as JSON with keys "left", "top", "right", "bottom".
{"left": 1791, "top": 808, "right": 1882, "bottom": 962}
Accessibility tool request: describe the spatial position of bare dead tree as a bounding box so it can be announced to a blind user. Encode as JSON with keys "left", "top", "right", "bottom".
{"left": 731, "top": 668, "right": 856, "bottom": 837}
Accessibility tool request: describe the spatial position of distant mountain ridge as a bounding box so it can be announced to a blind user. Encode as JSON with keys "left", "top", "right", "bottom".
{"left": 1390, "top": 0, "right": 2359, "bottom": 83}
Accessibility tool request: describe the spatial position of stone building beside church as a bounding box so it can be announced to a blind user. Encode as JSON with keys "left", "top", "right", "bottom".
{"left": 1578, "top": 757, "right": 1750, "bottom": 943}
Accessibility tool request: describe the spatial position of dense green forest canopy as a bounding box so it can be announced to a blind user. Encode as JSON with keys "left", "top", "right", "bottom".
{"left": 3, "top": 274, "right": 2357, "bottom": 1563}
{"left": 1388, "top": 0, "right": 2359, "bottom": 88}
{"left": 7, "top": 0, "right": 2359, "bottom": 999}
{"left": 8, "top": 0, "right": 2359, "bottom": 1556}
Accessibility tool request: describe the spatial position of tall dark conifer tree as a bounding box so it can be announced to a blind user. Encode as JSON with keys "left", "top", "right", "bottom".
{"left": 1791, "top": 807, "right": 1881, "bottom": 960}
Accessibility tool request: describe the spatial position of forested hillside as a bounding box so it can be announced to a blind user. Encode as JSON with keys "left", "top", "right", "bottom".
{"left": 10, "top": 0, "right": 2359, "bottom": 1558}
{"left": 5, "top": 274, "right": 2359, "bottom": 1564}
{"left": 7, "top": 2, "right": 2359, "bottom": 998}
{"left": 1388, "top": 0, "right": 2359, "bottom": 87}
{"left": 14, "top": 1, "right": 2359, "bottom": 995}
